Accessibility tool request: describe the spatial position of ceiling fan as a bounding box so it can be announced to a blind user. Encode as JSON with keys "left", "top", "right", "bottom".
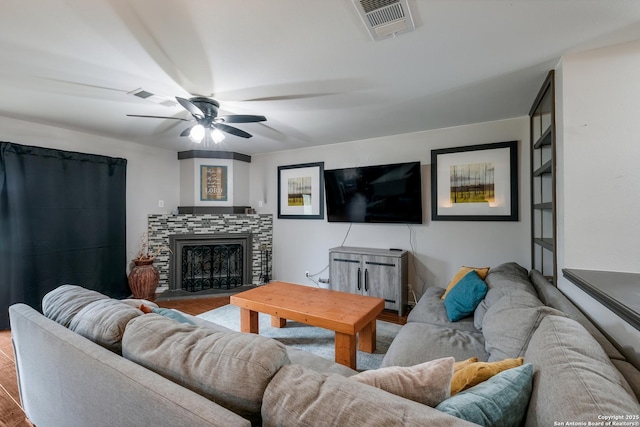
{"left": 127, "top": 96, "right": 266, "bottom": 144}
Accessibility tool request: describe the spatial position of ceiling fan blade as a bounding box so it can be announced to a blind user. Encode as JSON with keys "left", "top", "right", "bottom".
{"left": 179, "top": 126, "right": 194, "bottom": 137}
{"left": 219, "top": 114, "right": 267, "bottom": 123}
{"left": 215, "top": 123, "right": 252, "bottom": 139}
{"left": 176, "top": 96, "right": 205, "bottom": 119}
{"left": 127, "top": 114, "right": 190, "bottom": 121}
{"left": 241, "top": 94, "right": 334, "bottom": 102}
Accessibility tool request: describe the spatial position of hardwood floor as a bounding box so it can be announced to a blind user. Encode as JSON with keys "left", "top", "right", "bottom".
{"left": 155, "top": 295, "right": 230, "bottom": 315}
{"left": 0, "top": 330, "right": 33, "bottom": 427}
{"left": 0, "top": 295, "right": 406, "bottom": 425}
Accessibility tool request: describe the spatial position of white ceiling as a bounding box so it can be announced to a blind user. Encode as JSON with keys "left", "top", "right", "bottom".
{"left": 1, "top": 0, "right": 640, "bottom": 155}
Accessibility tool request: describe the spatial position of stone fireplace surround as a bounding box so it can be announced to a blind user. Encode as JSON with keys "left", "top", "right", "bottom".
{"left": 147, "top": 213, "right": 273, "bottom": 295}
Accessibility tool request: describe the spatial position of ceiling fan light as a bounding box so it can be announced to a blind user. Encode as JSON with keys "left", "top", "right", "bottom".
{"left": 189, "top": 124, "right": 205, "bottom": 143}
{"left": 211, "top": 128, "right": 225, "bottom": 144}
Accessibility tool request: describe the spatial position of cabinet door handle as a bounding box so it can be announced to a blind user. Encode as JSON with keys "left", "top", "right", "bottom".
{"left": 364, "top": 268, "right": 369, "bottom": 292}
{"left": 357, "top": 267, "right": 361, "bottom": 291}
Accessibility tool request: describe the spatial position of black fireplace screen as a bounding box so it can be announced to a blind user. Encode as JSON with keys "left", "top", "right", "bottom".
{"left": 181, "top": 244, "right": 244, "bottom": 292}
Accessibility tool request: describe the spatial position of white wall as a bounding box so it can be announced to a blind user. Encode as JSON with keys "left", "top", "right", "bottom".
{"left": 0, "top": 116, "right": 180, "bottom": 269}
{"left": 250, "top": 117, "right": 530, "bottom": 297}
{"left": 556, "top": 39, "right": 640, "bottom": 365}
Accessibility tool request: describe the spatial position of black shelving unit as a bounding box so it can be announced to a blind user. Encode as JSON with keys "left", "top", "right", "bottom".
{"left": 530, "top": 70, "right": 556, "bottom": 284}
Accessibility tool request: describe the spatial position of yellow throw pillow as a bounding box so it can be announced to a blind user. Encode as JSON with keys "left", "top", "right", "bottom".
{"left": 454, "top": 357, "right": 479, "bottom": 373}
{"left": 441, "top": 266, "right": 490, "bottom": 300}
{"left": 450, "top": 357, "right": 524, "bottom": 395}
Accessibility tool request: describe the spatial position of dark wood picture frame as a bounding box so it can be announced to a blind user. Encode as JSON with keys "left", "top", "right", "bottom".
{"left": 431, "top": 141, "right": 518, "bottom": 221}
{"left": 200, "top": 165, "right": 228, "bottom": 201}
{"left": 277, "top": 162, "right": 325, "bottom": 220}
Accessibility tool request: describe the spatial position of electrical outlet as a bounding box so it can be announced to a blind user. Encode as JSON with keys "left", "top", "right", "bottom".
{"left": 305, "top": 271, "right": 310, "bottom": 278}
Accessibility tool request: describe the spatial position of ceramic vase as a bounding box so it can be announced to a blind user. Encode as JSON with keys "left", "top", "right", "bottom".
{"left": 128, "top": 258, "right": 160, "bottom": 300}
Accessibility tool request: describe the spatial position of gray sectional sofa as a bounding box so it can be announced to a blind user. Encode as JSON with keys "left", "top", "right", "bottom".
{"left": 8, "top": 262, "right": 640, "bottom": 426}
{"left": 383, "top": 262, "right": 640, "bottom": 425}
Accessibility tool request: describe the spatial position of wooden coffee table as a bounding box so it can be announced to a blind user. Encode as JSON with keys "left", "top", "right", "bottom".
{"left": 230, "top": 281, "right": 385, "bottom": 369}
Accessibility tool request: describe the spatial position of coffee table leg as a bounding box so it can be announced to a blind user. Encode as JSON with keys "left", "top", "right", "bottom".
{"left": 239, "top": 307, "right": 259, "bottom": 333}
{"left": 335, "top": 332, "right": 357, "bottom": 369}
{"left": 271, "top": 316, "right": 287, "bottom": 328}
{"left": 358, "top": 319, "right": 377, "bottom": 353}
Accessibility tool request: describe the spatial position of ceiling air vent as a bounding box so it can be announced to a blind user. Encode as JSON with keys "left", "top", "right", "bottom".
{"left": 127, "top": 88, "right": 177, "bottom": 107}
{"left": 352, "top": 0, "right": 415, "bottom": 41}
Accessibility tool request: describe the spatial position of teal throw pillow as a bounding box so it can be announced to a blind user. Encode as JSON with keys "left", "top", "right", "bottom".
{"left": 443, "top": 270, "right": 488, "bottom": 322}
{"left": 151, "top": 307, "right": 195, "bottom": 325}
{"left": 436, "top": 363, "right": 534, "bottom": 426}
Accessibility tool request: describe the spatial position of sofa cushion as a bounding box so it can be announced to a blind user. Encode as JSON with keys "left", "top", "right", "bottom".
{"left": 524, "top": 315, "right": 640, "bottom": 426}
{"left": 529, "top": 269, "right": 626, "bottom": 360}
{"left": 42, "top": 284, "right": 109, "bottom": 327}
{"left": 473, "top": 300, "right": 488, "bottom": 331}
{"left": 381, "top": 322, "right": 488, "bottom": 368}
{"left": 407, "top": 287, "right": 478, "bottom": 332}
{"left": 261, "top": 364, "right": 477, "bottom": 427}
{"left": 483, "top": 262, "right": 538, "bottom": 308}
{"left": 443, "top": 271, "right": 488, "bottom": 322}
{"left": 479, "top": 286, "right": 544, "bottom": 331}
{"left": 482, "top": 292, "right": 564, "bottom": 361}
{"left": 441, "top": 266, "right": 490, "bottom": 300}
{"left": 483, "top": 262, "right": 530, "bottom": 287}
{"left": 351, "top": 357, "right": 454, "bottom": 407}
{"left": 611, "top": 359, "right": 640, "bottom": 402}
{"left": 122, "top": 314, "right": 290, "bottom": 423}
{"left": 286, "top": 347, "right": 358, "bottom": 377}
{"left": 68, "top": 299, "right": 142, "bottom": 354}
{"left": 436, "top": 363, "right": 533, "bottom": 426}
{"left": 450, "top": 357, "right": 524, "bottom": 395}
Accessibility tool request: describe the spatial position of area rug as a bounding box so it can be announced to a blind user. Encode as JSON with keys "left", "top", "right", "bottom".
{"left": 197, "top": 304, "right": 402, "bottom": 371}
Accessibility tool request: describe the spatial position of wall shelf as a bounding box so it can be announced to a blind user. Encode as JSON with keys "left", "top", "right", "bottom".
{"left": 533, "top": 202, "right": 553, "bottom": 210}
{"left": 533, "top": 237, "right": 554, "bottom": 251}
{"left": 533, "top": 127, "right": 552, "bottom": 149}
{"left": 533, "top": 160, "right": 552, "bottom": 176}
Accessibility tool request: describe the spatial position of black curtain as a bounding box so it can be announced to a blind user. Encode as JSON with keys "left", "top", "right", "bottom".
{"left": 0, "top": 142, "right": 128, "bottom": 329}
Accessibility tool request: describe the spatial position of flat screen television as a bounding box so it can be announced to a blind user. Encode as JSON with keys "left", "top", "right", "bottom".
{"left": 324, "top": 161, "right": 423, "bottom": 224}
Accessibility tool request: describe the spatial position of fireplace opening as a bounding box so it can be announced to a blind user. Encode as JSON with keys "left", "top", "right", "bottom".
{"left": 168, "top": 233, "right": 252, "bottom": 294}
{"left": 182, "top": 243, "right": 244, "bottom": 292}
